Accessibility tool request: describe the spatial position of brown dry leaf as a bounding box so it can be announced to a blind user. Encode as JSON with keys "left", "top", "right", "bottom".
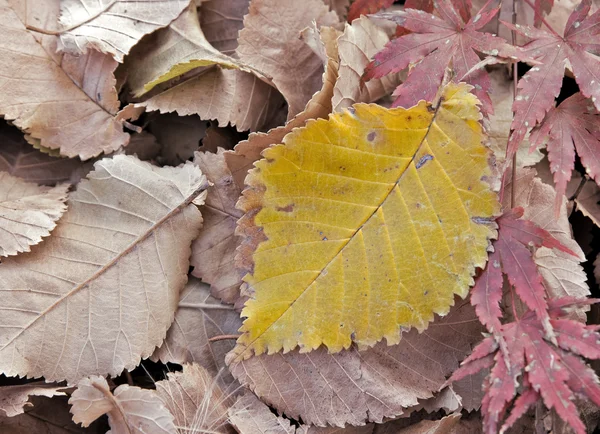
{"left": 0, "top": 172, "right": 69, "bottom": 257}
{"left": 0, "top": 395, "right": 106, "bottom": 434}
{"left": 140, "top": 68, "right": 285, "bottom": 133}
{"left": 126, "top": 6, "right": 243, "bottom": 97}
{"left": 575, "top": 179, "right": 600, "bottom": 227}
{"left": 70, "top": 375, "right": 176, "bottom": 434}
{"left": 396, "top": 415, "right": 462, "bottom": 434}
{"left": 147, "top": 113, "right": 208, "bottom": 166}
{"left": 229, "top": 392, "right": 295, "bottom": 434}
{"left": 151, "top": 277, "right": 241, "bottom": 377}
{"left": 0, "top": 155, "right": 207, "bottom": 383}
{"left": 228, "top": 298, "right": 483, "bottom": 427}
{"left": 486, "top": 69, "right": 542, "bottom": 169}
{"left": 225, "top": 25, "right": 340, "bottom": 188}
{"left": 504, "top": 169, "right": 589, "bottom": 307}
{"left": 155, "top": 363, "right": 236, "bottom": 434}
{"left": 0, "top": 383, "right": 66, "bottom": 417}
{"left": 0, "top": 123, "right": 91, "bottom": 186}
{"left": 199, "top": 0, "right": 249, "bottom": 56}
{"left": 332, "top": 17, "right": 401, "bottom": 112}
{"left": 191, "top": 149, "right": 243, "bottom": 303}
{"left": 236, "top": 0, "right": 339, "bottom": 119}
{"left": 58, "top": 0, "right": 190, "bottom": 62}
{"left": 0, "top": 1, "right": 143, "bottom": 160}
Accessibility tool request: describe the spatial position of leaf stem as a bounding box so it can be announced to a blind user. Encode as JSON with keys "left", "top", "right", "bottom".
{"left": 510, "top": 0, "right": 519, "bottom": 209}
{"left": 208, "top": 334, "right": 241, "bottom": 342}
{"left": 25, "top": 0, "right": 118, "bottom": 35}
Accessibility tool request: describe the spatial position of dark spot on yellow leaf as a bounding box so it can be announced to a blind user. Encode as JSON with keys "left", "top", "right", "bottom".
{"left": 276, "top": 204, "right": 294, "bottom": 213}
{"left": 367, "top": 132, "right": 376, "bottom": 141}
{"left": 416, "top": 154, "right": 433, "bottom": 169}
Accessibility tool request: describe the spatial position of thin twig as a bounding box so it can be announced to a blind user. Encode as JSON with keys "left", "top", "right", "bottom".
{"left": 510, "top": 0, "right": 519, "bottom": 210}
{"left": 208, "top": 334, "right": 241, "bottom": 342}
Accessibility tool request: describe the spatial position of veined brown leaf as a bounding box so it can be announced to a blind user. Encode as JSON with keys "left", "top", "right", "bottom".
{"left": 0, "top": 155, "right": 207, "bottom": 383}
{"left": 126, "top": 6, "right": 244, "bottom": 97}
{"left": 0, "top": 172, "right": 69, "bottom": 257}
{"left": 155, "top": 363, "right": 236, "bottom": 434}
{"left": 199, "top": 0, "right": 249, "bottom": 56}
{"left": 58, "top": 0, "right": 190, "bottom": 62}
{"left": 229, "top": 83, "right": 499, "bottom": 360}
{"left": 70, "top": 375, "right": 177, "bottom": 434}
{"left": 0, "top": 1, "right": 142, "bottom": 160}
{"left": 0, "top": 383, "right": 66, "bottom": 417}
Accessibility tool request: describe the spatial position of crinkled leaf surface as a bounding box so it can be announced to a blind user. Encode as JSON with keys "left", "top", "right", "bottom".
{"left": 0, "top": 155, "right": 207, "bottom": 383}
{"left": 151, "top": 277, "right": 241, "bottom": 378}
{"left": 199, "top": 0, "right": 249, "bottom": 56}
{"left": 229, "top": 298, "right": 484, "bottom": 426}
{"left": 126, "top": 6, "right": 243, "bottom": 96}
{"left": 155, "top": 363, "right": 235, "bottom": 434}
{"left": 191, "top": 150, "right": 244, "bottom": 303}
{"left": 59, "top": 0, "right": 190, "bottom": 62}
{"left": 230, "top": 83, "right": 498, "bottom": 360}
{"left": 0, "top": 172, "right": 69, "bottom": 257}
{"left": 0, "top": 1, "right": 140, "bottom": 160}
{"left": 229, "top": 392, "right": 295, "bottom": 434}
{"left": 70, "top": 375, "right": 176, "bottom": 434}
{"left": 236, "top": 0, "right": 338, "bottom": 119}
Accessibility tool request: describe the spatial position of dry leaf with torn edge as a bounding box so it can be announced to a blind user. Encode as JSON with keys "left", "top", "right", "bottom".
{"left": 0, "top": 383, "right": 66, "bottom": 417}
{"left": 70, "top": 375, "right": 177, "bottom": 434}
{"left": 0, "top": 155, "right": 207, "bottom": 383}
{"left": 0, "top": 172, "right": 69, "bottom": 257}
{"left": 229, "top": 82, "right": 499, "bottom": 361}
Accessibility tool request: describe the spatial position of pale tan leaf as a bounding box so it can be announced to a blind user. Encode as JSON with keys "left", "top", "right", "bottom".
{"left": 228, "top": 299, "right": 484, "bottom": 427}
{"left": 0, "top": 383, "right": 66, "bottom": 417}
{"left": 0, "top": 172, "right": 69, "bottom": 257}
{"left": 0, "top": 395, "right": 104, "bottom": 434}
{"left": 0, "top": 155, "right": 207, "bottom": 383}
{"left": 0, "top": 1, "right": 141, "bottom": 160}
{"left": 127, "top": 6, "right": 243, "bottom": 96}
{"left": 236, "top": 0, "right": 338, "bottom": 119}
{"left": 155, "top": 363, "right": 235, "bottom": 434}
{"left": 58, "top": 0, "right": 190, "bottom": 62}
{"left": 199, "top": 0, "right": 249, "bottom": 56}
{"left": 225, "top": 26, "right": 340, "bottom": 188}
{"left": 333, "top": 17, "right": 401, "bottom": 112}
{"left": 0, "top": 122, "right": 88, "bottom": 185}
{"left": 140, "top": 68, "right": 284, "bottom": 133}
{"left": 486, "top": 69, "right": 542, "bottom": 169}
{"left": 575, "top": 179, "right": 600, "bottom": 227}
{"left": 151, "top": 277, "right": 241, "bottom": 377}
{"left": 191, "top": 149, "right": 243, "bottom": 303}
{"left": 70, "top": 376, "right": 176, "bottom": 434}
{"left": 504, "top": 169, "right": 589, "bottom": 317}
{"left": 229, "top": 392, "right": 295, "bottom": 434}
{"left": 397, "top": 414, "right": 462, "bottom": 434}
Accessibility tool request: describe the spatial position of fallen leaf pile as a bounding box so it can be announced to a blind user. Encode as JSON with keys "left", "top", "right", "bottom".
{"left": 1, "top": 1, "right": 600, "bottom": 434}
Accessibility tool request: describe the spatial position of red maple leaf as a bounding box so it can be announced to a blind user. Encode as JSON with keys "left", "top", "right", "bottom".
{"left": 450, "top": 299, "right": 600, "bottom": 434}
{"left": 471, "top": 207, "right": 577, "bottom": 335}
{"left": 363, "top": 0, "right": 518, "bottom": 114}
{"left": 505, "top": 0, "right": 600, "bottom": 158}
{"left": 347, "top": 0, "right": 395, "bottom": 22}
{"left": 529, "top": 93, "right": 600, "bottom": 215}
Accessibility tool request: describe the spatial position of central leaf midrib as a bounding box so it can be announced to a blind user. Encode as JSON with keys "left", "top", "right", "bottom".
{"left": 2, "top": 181, "right": 207, "bottom": 349}
{"left": 240, "top": 101, "right": 444, "bottom": 357}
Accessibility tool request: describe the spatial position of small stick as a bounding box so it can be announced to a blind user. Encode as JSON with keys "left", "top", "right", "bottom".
{"left": 208, "top": 334, "right": 241, "bottom": 342}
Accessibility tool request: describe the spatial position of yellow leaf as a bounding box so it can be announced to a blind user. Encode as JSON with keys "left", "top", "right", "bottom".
{"left": 231, "top": 83, "right": 499, "bottom": 361}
